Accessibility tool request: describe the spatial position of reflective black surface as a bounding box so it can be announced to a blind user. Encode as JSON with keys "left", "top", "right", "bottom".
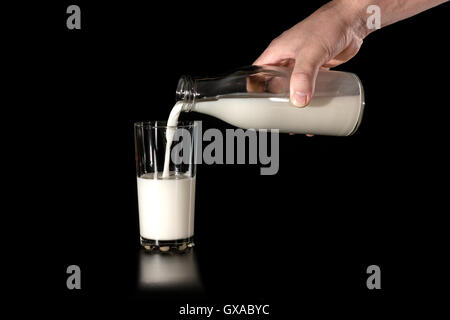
{"left": 5, "top": 0, "right": 450, "bottom": 317}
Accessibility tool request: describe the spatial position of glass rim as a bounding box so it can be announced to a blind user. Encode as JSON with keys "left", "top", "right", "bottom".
{"left": 134, "top": 120, "right": 197, "bottom": 129}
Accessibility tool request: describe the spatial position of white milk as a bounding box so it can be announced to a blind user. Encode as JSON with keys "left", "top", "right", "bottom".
{"left": 137, "top": 172, "right": 195, "bottom": 240}
{"left": 192, "top": 95, "right": 362, "bottom": 136}
{"left": 162, "top": 101, "right": 184, "bottom": 178}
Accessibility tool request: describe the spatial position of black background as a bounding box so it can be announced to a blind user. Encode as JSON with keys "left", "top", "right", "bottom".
{"left": 6, "top": 0, "right": 449, "bottom": 317}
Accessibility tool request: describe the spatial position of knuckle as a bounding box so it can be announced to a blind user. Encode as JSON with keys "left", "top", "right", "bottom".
{"left": 269, "top": 31, "right": 289, "bottom": 47}
{"left": 269, "top": 37, "right": 281, "bottom": 48}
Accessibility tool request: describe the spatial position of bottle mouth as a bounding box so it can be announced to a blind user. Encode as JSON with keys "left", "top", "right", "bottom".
{"left": 176, "top": 75, "right": 196, "bottom": 108}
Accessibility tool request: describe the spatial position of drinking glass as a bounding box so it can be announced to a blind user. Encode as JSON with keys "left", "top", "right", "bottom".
{"left": 134, "top": 121, "right": 198, "bottom": 252}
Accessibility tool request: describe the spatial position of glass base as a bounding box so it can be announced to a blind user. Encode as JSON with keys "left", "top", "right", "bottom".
{"left": 140, "top": 236, "right": 194, "bottom": 253}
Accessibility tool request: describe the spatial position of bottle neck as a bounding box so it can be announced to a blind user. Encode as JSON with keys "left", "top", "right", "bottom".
{"left": 176, "top": 76, "right": 197, "bottom": 112}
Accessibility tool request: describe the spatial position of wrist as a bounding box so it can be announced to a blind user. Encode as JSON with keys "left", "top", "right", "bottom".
{"left": 331, "top": 0, "right": 373, "bottom": 39}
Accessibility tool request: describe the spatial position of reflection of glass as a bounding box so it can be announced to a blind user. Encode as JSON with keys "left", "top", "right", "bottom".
{"left": 138, "top": 249, "right": 202, "bottom": 292}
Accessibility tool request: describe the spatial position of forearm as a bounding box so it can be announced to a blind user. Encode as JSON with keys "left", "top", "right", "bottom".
{"left": 333, "top": 0, "right": 449, "bottom": 37}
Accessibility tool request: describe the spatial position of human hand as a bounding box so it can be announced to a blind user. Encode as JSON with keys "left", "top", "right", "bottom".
{"left": 254, "top": 0, "right": 367, "bottom": 107}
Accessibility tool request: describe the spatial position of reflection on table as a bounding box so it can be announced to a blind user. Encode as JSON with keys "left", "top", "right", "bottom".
{"left": 138, "top": 248, "right": 202, "bottom": 292}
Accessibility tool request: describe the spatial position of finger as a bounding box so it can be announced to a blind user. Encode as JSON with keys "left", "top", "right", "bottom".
{"left": 253, "top": 40, "right": 295, "bottom": 66}
{"left": 246, "top": 74, "right": 266, "bottom": 93}
{"left": 290, "top": 45, "right": 327, "bottom": 108}
{"left": 268, "top": 77, "right": 287, "bottom": 93}
{"left": 253, "top": 46, "right": 279, "bottom": 66}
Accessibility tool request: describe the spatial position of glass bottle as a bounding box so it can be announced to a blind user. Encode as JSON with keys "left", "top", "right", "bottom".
{"left": 176, "top": 65, "right": 364, "bottom": 136}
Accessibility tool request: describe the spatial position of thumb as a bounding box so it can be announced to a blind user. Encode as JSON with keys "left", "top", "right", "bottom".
{"left": 290, "top": 46, "right": 325, "bottom": 107}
